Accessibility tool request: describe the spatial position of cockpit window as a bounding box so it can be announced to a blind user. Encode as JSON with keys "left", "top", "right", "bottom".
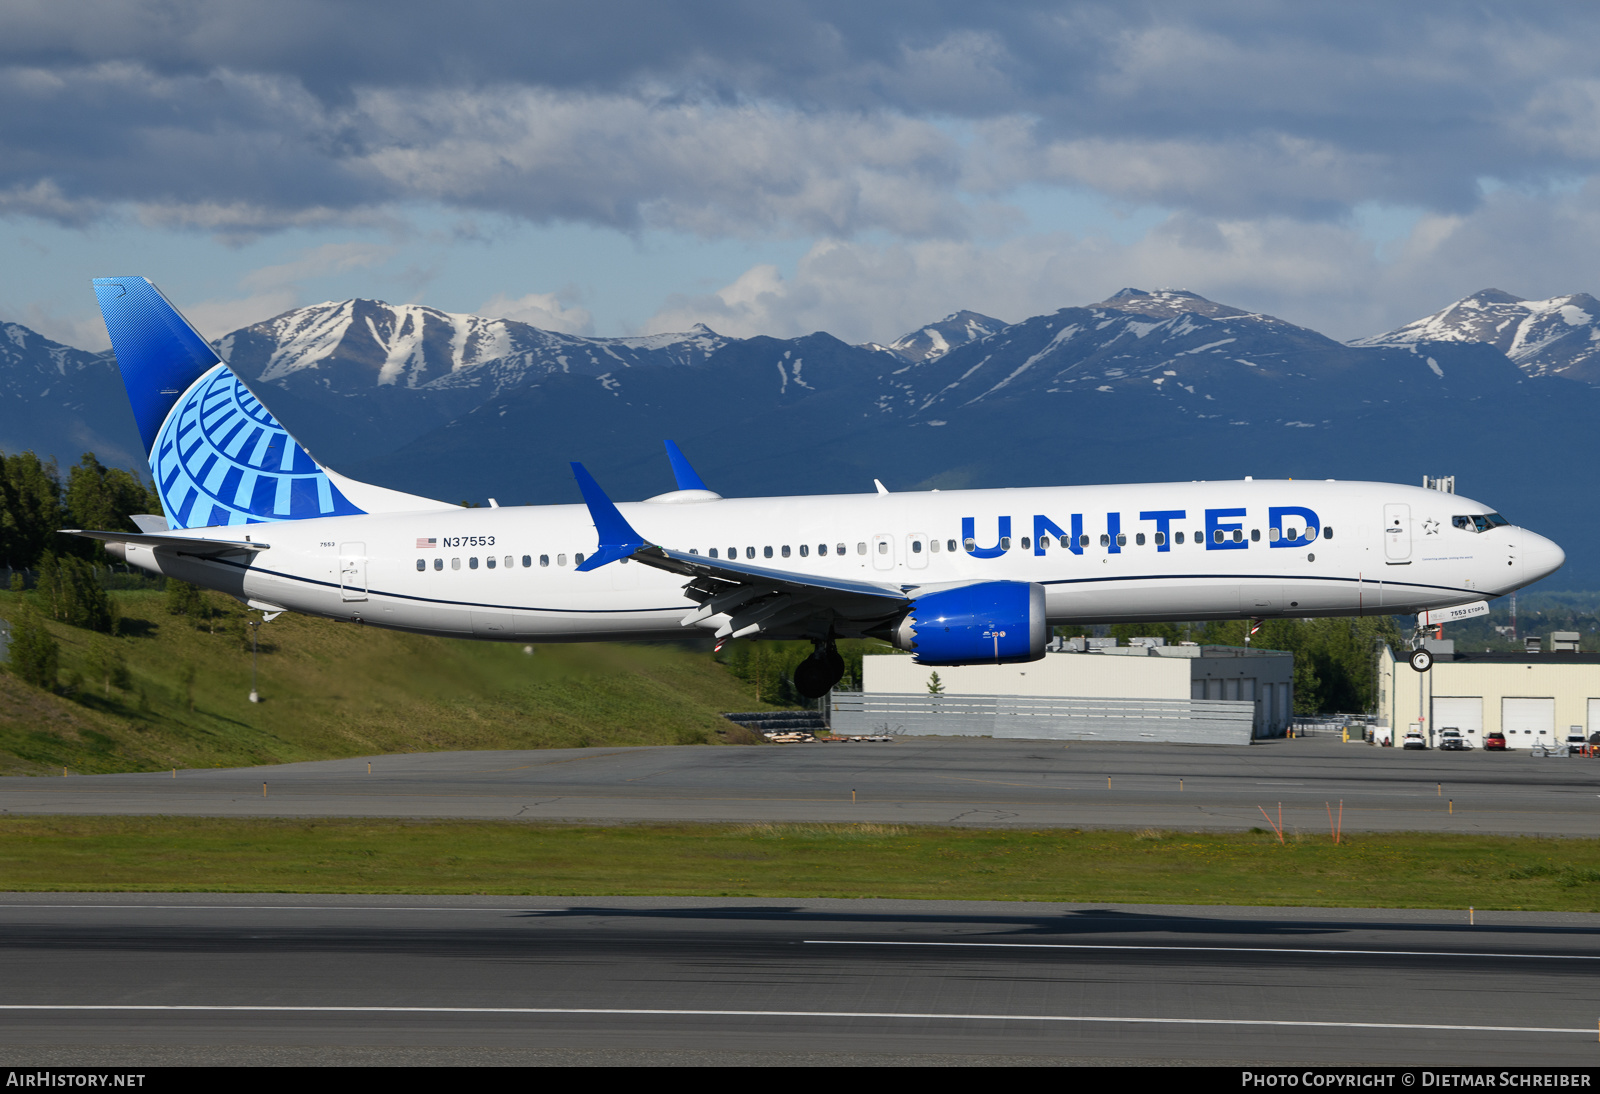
{"left": 1453, "top": 513, "right": 1511, "bottom": 533}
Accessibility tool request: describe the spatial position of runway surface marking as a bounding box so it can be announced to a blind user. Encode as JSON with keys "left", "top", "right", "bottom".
{"left": 805, "top": 940, "right": 1600, "bottom": 961}
{"left": 0, "top": 1005, "right": 1586, "bottom": 1035}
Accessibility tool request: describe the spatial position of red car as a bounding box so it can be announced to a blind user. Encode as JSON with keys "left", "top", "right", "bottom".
{"left": 1484, "top": 732, "right": 1507, "bottom": 751}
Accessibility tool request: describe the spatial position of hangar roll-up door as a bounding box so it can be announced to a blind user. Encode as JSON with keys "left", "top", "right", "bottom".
{"left": 1432, "top": 697, "right": 1483, "bottom": 743}
{"left": 1589, "top": 698, "right": 1600, "bottom": 736}
{"left": 1502, "top": 697, "right": 1555, "bottom": 746}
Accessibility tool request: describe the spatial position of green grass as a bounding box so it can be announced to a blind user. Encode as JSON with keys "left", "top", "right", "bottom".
{"left": 4, "top": 817, "right": 1600, "bottom": 911}
{"left": 0, "top": 589, "right": 775, "bottom": 775}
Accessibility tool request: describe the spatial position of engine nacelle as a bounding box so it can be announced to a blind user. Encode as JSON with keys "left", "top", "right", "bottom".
{"left": 889, "top": 581, "right": 1047, "bottom": 665}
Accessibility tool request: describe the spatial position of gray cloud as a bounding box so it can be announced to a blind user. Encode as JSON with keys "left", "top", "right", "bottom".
{"left": 6, "top": 3, "right": 1600, "bottom": 238}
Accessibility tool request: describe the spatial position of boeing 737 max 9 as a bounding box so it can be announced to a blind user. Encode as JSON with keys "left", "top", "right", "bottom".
{"left": 69, "top": 277, "right": 1565, "bottom": 695}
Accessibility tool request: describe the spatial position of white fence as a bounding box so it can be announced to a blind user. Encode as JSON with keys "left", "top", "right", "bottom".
{"left": 829, "top": 692, "right": 1256, "bottom": 745}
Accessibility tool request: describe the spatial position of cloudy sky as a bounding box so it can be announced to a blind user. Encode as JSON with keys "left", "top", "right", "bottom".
{"left": 6, "top": 0, "right": 1600, "bottom": 349}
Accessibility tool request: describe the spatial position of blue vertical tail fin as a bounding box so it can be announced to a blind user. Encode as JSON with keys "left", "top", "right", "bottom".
{"left": 93, "top": 276, "right": 448, "bottom": 529}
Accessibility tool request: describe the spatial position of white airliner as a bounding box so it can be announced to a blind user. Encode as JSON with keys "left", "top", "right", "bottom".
{"left": 71, "top": 277, "right": 1565, "bottom": 695}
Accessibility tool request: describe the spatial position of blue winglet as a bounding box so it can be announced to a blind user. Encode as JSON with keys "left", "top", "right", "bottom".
{"left": 663, "top": 439, "right": 710, "bottom": 492}
{"left": 571, "top": 463, "right": 650, "bottom": 570}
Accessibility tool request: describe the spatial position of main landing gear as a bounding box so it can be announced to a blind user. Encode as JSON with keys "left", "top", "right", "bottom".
{"left": 793, "top": 639, "right": 846, "bottom": 699}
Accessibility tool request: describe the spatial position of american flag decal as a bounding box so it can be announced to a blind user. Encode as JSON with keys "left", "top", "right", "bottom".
{"left": 416, "top": 537, "right": 437, "bottom": 548}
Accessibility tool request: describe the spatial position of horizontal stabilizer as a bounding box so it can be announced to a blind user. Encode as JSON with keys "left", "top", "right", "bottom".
{"left": 64, "top": 529, "right": 268, "bottom": 555}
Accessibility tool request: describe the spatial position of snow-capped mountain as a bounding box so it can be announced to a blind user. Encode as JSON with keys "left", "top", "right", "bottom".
{"left": 1353, "top": 288, "right": 1600, "bottom": 385}
{"left": 886, "top": 310, "right": 1005, "bottom": 362}
{"left": 219, "top": 299, "right": 727, "bottom": 398}
{"left": 211, "top": 299, "right": 730, "bottom": 467}
{"left": 876, "top": 288, "right": 1362, "bottom": 423}
{"left": 0, "top": 323, "right": 142, "bottom": 466}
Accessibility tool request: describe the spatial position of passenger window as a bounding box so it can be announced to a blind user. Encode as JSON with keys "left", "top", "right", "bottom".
{"left": 781, "top": 545, "right": 791, "bottom": 558}
{"left": 1193, "top": 530, "right": 1202, "bottom": 542}
{"left": 911, "top": 540, "right": 922, "bottom": 553}
{"left": 1174, "top": 532, "right": 1183, "bottom": 544}
{"left": 929, "top": 539, "right": 940, "bottom": 553}
{"left": 540, "top": 554, "right": 549, "bottom": 567}
{"left": 452, "top": 557, "right": 461, "bottom": 570}
{"left": 729, "top": 547, "right": 737, "bottom": 558}
{"left": 1079, "top": 534, "right": 1089, "bottom": 547}
{"left": 877, "top": 541, "right": 887, "bottom": 554}
{"left": 1250, "top": 529, "right": 1260, "bottom": 542}
{"left": 964, "top": 537, "right": 976, "bottom": 551}
{"left": 1269, "top": 527, "right": 1280, "bottom": 542}
{"left": 1213, "top": 530, "right": 1223, "bottom": 543}
{"left": 947, "top": 539, "right": 957, "bottom": 552}
{"left": 709, "top": 548, "right": 718, "bottom": 559}
{"left": 470, "top": 557, "right": 479, "bottom": 569}
{"left": 837, "top": 543, "right": 847, "bottom": 556}
{"left": 764, "top": 546, "right": 773, "bottom": 559}
{"left": 434, "top": 558, "right": 444, "bottom": 571}
{"left": 1019, "top": 537, "right": 1029, "bottom": 549}
{"left": 1155, "top": 532, "right": 1165, "bottom": 546}
{"left": 1099, "top": 534, "right": 1110, "bottom": 547}
{"left": 522, "top": 555, "right": 531, "bottom": 567}
{"left": 857, "top": 542, "right": 866, "bottom": 555}
{"left": 800, "top": 544, "right": 809, "bottom": 557}
{"left": 1323, "top": 526, "right": 1333, "bottom": 539}
{"left": 1038, "top": 535, "right": 1050, "bottom": 549}
{"left": 1000, "top": 536, "right": 1011, "bottom": 549}
{"left": 1135, "top": 533, "right": 1145, "bottom": 546}
{"left": 818, "top": 544, "right": 828, "bottom": 556}
{"left": 1116, "top": 534, "right": 1126, "bottom": 547}
{"left": 557, "top": 554, "right": 567, "bottom": 566}
{"left": 1232, "top": 530, "right": 1242, "bottom": 543}
{"left": 1287, "top": 527, "right": 1299, "bottom": 541}
{"left": 689, "top": 548, "right": 699, "bottom": 555}
{"left": 415, "top": 559, "right": 425, "bottom": 571}
{"left": 505, "top": 556, "right": 513, "bottom": 569}
{"left": 747, "top": 547, "right": 756, "bottom": 559}
{"left": 575, "top": 553, "right": 585, "bottom": 565}
{"left": 486, "top": 557, "right": 496, "bottom": 568}
{"left": 1305, "top": 525, "right": 1318, "bottom": 540}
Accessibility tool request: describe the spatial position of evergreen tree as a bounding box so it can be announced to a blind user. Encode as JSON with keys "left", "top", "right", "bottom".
{"left": 0, "top": 452, "right": 63, "bottom": 571}
{"left": 6, "top": 606, "right": 58, "bottom": 691}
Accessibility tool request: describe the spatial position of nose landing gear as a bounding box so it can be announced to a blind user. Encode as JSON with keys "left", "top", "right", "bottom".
{"left": 1408, "top": 647, "right": 1433, "bottom": 673}
{"left": 793, "top": 639, "right": 845, "bottom": 698}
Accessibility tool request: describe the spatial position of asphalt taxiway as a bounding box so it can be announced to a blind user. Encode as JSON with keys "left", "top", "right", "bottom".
{"left": 2, "top": 737, "right": 1597, "bottom": 835}
{"left": 0, "top": 894, "right": 1594, "bottom": 1066}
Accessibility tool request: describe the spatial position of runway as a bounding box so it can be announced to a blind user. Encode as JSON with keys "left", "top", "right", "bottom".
{"left": 3, "top": 737, "right": 1599, "bottom": 835}
{"left": 0, "top": 894, "right": 1595, "bottom": 1065}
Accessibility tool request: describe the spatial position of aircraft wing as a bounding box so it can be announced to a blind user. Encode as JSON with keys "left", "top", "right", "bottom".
{"left": 64, "top": 529, "right": 269, "bottom": 556}
{"left": 569, "top": 463, "right": 908, "bottom": 640}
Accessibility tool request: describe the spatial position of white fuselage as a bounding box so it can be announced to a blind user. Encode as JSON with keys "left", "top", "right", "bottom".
{"left": 118, "top": 479, "right": 1564, "bottom": 641}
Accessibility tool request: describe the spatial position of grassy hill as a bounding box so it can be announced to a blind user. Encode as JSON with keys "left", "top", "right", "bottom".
{"left": 0, "top": 588, "right": 784, "bottom": 775}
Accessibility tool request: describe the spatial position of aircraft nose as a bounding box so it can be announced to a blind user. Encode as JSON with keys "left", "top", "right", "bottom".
{"left": 1520, "top": 529, "right": 1565, "bottom": 582}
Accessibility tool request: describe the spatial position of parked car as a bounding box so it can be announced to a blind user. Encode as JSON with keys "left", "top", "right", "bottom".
{"left": 1402, "top": 731, "right": 1427, "bottom": 750}
{"left": 1484, "top": 732, "right": 1507, "bottom": 751}
{"left": 1439, "top": 728, "right": 1471, "bottom": 751}
{"left": 1565, "top": 732, "right": 1588, "bottom": 755}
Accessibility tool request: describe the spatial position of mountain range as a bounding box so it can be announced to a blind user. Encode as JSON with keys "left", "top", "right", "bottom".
{"left": 3, "top": 286, "right": 1599, "bottom": 587}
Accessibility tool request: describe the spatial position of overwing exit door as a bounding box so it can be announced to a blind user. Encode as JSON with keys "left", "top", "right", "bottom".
{"left": 1383, "top": 504, "right": 1411, "bottom": 562}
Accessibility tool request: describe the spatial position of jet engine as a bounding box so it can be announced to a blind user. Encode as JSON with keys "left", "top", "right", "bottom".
{"left": 888, "top": 581, "right": 1047, "bottom": 665}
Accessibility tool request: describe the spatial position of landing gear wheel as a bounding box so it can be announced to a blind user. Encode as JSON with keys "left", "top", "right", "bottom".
{"left": 793, "top": 641, "right": 846, "bottom": 699}
{"left": 1408, "top": 648, "right": 1433, "bottom": 673}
